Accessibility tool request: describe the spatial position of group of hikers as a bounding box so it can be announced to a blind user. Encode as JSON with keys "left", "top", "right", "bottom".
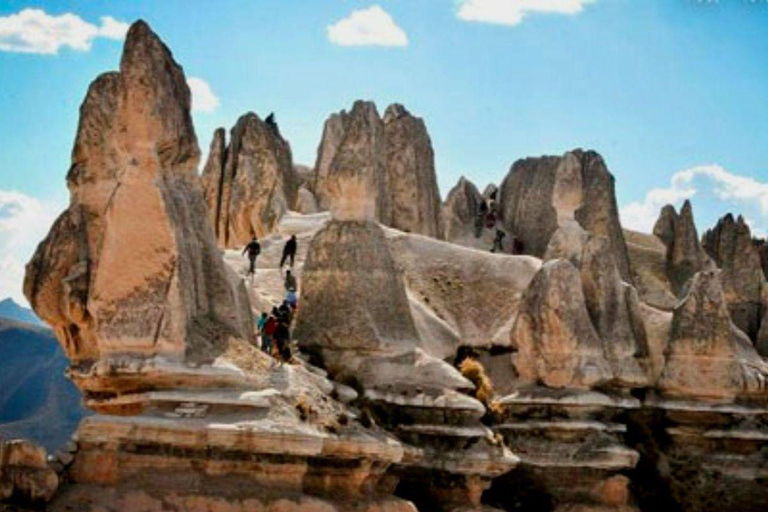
{"left": 476, "top": 191, "right": 524, "bottom": 255}
{"left": 242, "top": 233, "right": 301, "bottom": 365}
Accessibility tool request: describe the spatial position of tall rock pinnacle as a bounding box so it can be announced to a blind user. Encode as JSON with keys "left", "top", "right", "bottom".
{"left": 498, "top": 149, "right": 633, "bottom": 282}
{"left": 202, "top": 113, "right": 299, "bottom": 247}
{"left": 313, "top": 101, "right": 443, "bottom": 237}
{"left": 24, "top": 20, "right": 254, "bottom": 364}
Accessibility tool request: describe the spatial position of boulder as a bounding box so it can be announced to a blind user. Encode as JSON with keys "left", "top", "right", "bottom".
{"left": 0, "top": 439, "right": 59, "bottom": 504}
{"left": 313, "top": 101, "right": 442, "bottom": 237}
{"left": 658, "top": 269, "right": 768, "bottom": 400}
{"left": 202, "top": 113, "right": 299, "bottom": 247}
{"left": 702, "top": 214, "right": 767, "bottom": 343}
{"left": 24, "top": 21, "right": 254, "bottom": 365}
{"left": 498, "top": 149, "right": 632, "bottom": 282}
{"left": 652, "top": 200, "right": 712, "bottom": 295}
{"left": 295, "top": 185, "right": 320, "bottom": 214}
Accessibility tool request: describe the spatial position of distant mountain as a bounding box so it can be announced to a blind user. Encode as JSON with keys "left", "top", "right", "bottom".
{"left": 0, "top": 298, "right": 43, "bottom": 326}
{"left": 0, "top": 318, "right": 87, "bottom": 451}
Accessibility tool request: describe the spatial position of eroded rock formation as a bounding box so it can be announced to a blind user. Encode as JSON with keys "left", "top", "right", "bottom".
{"left": 202, "top": 113, "right": 299, "bottom": 247}
{"left": 24, "top": 21, "right": 254, "bottom": 369}
{"left": 313, "top": 101, "right": 442, "bottom": 237}
{"left": 652, "top": 201, "right": 713, "bottom": 294}
{"left": 441, "top": 176, "right": 484, "bottom": 246}
{"left": 498, "top": 149, "right": 633, "bottom": 282}
{"left": 658, "top": 269, "right": 768, "bottom": 400}
{"left": 702, "top": 214, "right": 768, "bottom": 347}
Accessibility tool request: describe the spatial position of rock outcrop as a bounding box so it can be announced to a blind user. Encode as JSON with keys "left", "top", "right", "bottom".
{"left": 498, "top": 149, "right": 633, "bottom": 282}
{"left": 24, "top": 21, "right": 254, "bottom": 371}
{"left": 702, "top": 214, "right": 768, "bottom": 346}
{"left": 0, "top": 439, "right": 59, "bottom": 504}
{"left": 652, "top": 201, "right": 712, "bottom": 295}
{"left": 202, "top": 113, "right": 299, "bottom": 247}
{"left": 658, "top": 269, "right": 768, "bottom": 399}
{"left": 295, "top": 219, "right": 516, "bottom": 510}
{"left": 441, "top": 176, "right": 484, "bottom": 246}
{"left": 313, "top": 101, "right": 442, "bottom": 237}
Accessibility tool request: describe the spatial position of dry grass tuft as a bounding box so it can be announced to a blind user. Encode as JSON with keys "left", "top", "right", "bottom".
{"left": 459, "top": 357, "right": 495, "bottom": 407}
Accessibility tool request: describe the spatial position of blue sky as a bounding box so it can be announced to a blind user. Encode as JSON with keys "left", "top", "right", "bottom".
{"left": 1, "top": 0, "right": 767, "bottom": 302}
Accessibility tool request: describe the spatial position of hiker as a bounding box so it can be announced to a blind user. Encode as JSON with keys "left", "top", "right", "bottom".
{"left": 242, "top": 236, "right": 261, "bottom": 275}
{"left": 485, "top": 210, "right": 497, "bottom": 230}
{"left": 265, "top": 112, "right": 278, "bottom": 132}
{"left": 280, "top": 235, "right": 298, "bottom": 268}
{"left": 263, "top": 312, "right": 278, "bottom": 356}
{"left": 278, "top": 300, "right": 293, "bottom": 325}
{"left": 286, "top": 289, "right": 298, "bottom": 310}
{"left": 284, "top": 270, "right": 297, "bottom": 293}
{"left": 491, "top": 229, "right": 506, "bottom": 253}
{"left": 257, "top": 312, "right": 270, "bottom": 353}
{"left": 273, "top": 319, "right": 292, "bottom": 365}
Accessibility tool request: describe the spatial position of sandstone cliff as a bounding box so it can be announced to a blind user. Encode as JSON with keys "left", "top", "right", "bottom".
{"left": 24, "top": 21, "right": 254, "bottom": 367}
{"left": 202, "top": 113, "right": 299, "bottom": 247}
{"left": 313, "top": 101, "right": 442, "bottom": 237}
{"left": 498, "top": 149, "right": 633, "bottom": 282}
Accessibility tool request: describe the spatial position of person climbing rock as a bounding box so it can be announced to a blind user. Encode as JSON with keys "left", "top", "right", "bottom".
{"left": 280, "top": 235, "right": 298, "bottom": 268}
{"left": 263, "top": 312, "right": 278, "bottom": 356}
{"left": 257, "top": 312, "right": 269, "bottom": 353}
{"left": 491, "top": 229, "right": 506, "bottom": 253}
{"left": 242, "top": 236, "right": 261, "bottom": 275}
{"left": 284, "top": 270, "right": 297, "bottom": 293}
{"left": 265, "top": 112, "right": 278, "bottom": 133}
{"left": 273, "top": 320, "right": 291, "bottom": 365}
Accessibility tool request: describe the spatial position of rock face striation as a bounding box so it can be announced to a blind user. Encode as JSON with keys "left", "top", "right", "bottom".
{"left": 498, "top": 149, "right": 633, "bottom": 282}
{"left": 202, "top": 112, "right": 299, "bottom": 247}
{"left": 24, "top": 21, "right": 254, "bottom": 370}
{"left": 702, "top": 214, "right": 768, "bottom": 351}
{"left": 313, "top": 101, "right": 443, "bottom": 238}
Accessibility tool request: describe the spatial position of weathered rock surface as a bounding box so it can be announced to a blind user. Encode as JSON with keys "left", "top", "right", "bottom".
{"left": 24, "top": 21, "right": 254, "bottom": 369}
{"left": 0, "top": 439, "right": 59, "bottom": 504}
{"left": 441, "top": 176, "right": 486, "bottom": 247}
{"left": 658, "top": 269, "right": 768, "bottom": 400}
{"left": 202, "top": 113, "right": 299, "bottom": 247}
{"left": 623, "top": 228, "right": 678, "bottom": 310}
{"left": 702, "top": 214, "right": 768, "bottom": 346}
{"left": 498, "top": 149, "right": 633, "bottom": 282}
{"left": 653, "top": 201, "right": 713, "bottom": 295}
{"left": 313, "top": 101, "right": 442, "bottom": 237}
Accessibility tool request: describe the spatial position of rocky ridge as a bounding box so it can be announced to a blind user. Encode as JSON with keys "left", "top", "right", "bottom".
{"left": 5, "top": 18, "right": 768, "bottom": 512}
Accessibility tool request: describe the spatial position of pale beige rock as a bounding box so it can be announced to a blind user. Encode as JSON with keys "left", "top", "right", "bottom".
{"left": 623, "top": 229, "right": 677, "bottom": 310}
{"left": 201, "top": 127, "right": 226, "bottom": 234}
{"left": 702, "top": 213, "right": 767, "bottom": 345}
{"left": 24, "top": 21, "right": 254, "bottom": 365}
{"left": 653, "top": 201, "right": 713, "bottom": 295}
{"left": 296, "top": 185, "right": 320, "bottom": 214}
{"left": 510, "top": 259, "right": 613, "bottom": 389}
{"left": 441, "top": 176, "right": 487, "bottom": 248}
{"left": 203, "top": 113, "right": 299, "bottom": 247}
{"left": 658, "top": 269, "right": 768, "bottom": 400}
{"left": 498, "top": 149, "right": 632, "bottom": 282}
{"left": 313, "top": 101, "right": 442, "bottom": 237}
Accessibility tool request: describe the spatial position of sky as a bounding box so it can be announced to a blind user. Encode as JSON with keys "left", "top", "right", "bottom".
{"left": 1, "top": 0, "right": 767, "bottom": 303}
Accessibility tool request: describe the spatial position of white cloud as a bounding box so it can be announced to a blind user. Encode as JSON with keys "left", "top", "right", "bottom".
{"left": 456, "top": 0, "right": 596, "bottom": 26}
{"left": 0, "top": 190, "right": 63, "bottom": 304}
{"left": 327, "top": 5, "right": 408, "bottom": 47}
{"left": 620, "top": 165, "right": 768, "bottom": 235}
{"left": 187, "top": 77, "right": 220, "bottom": 113}
{"left": 0, "top": 8, "right": 128, "bottom": 55}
